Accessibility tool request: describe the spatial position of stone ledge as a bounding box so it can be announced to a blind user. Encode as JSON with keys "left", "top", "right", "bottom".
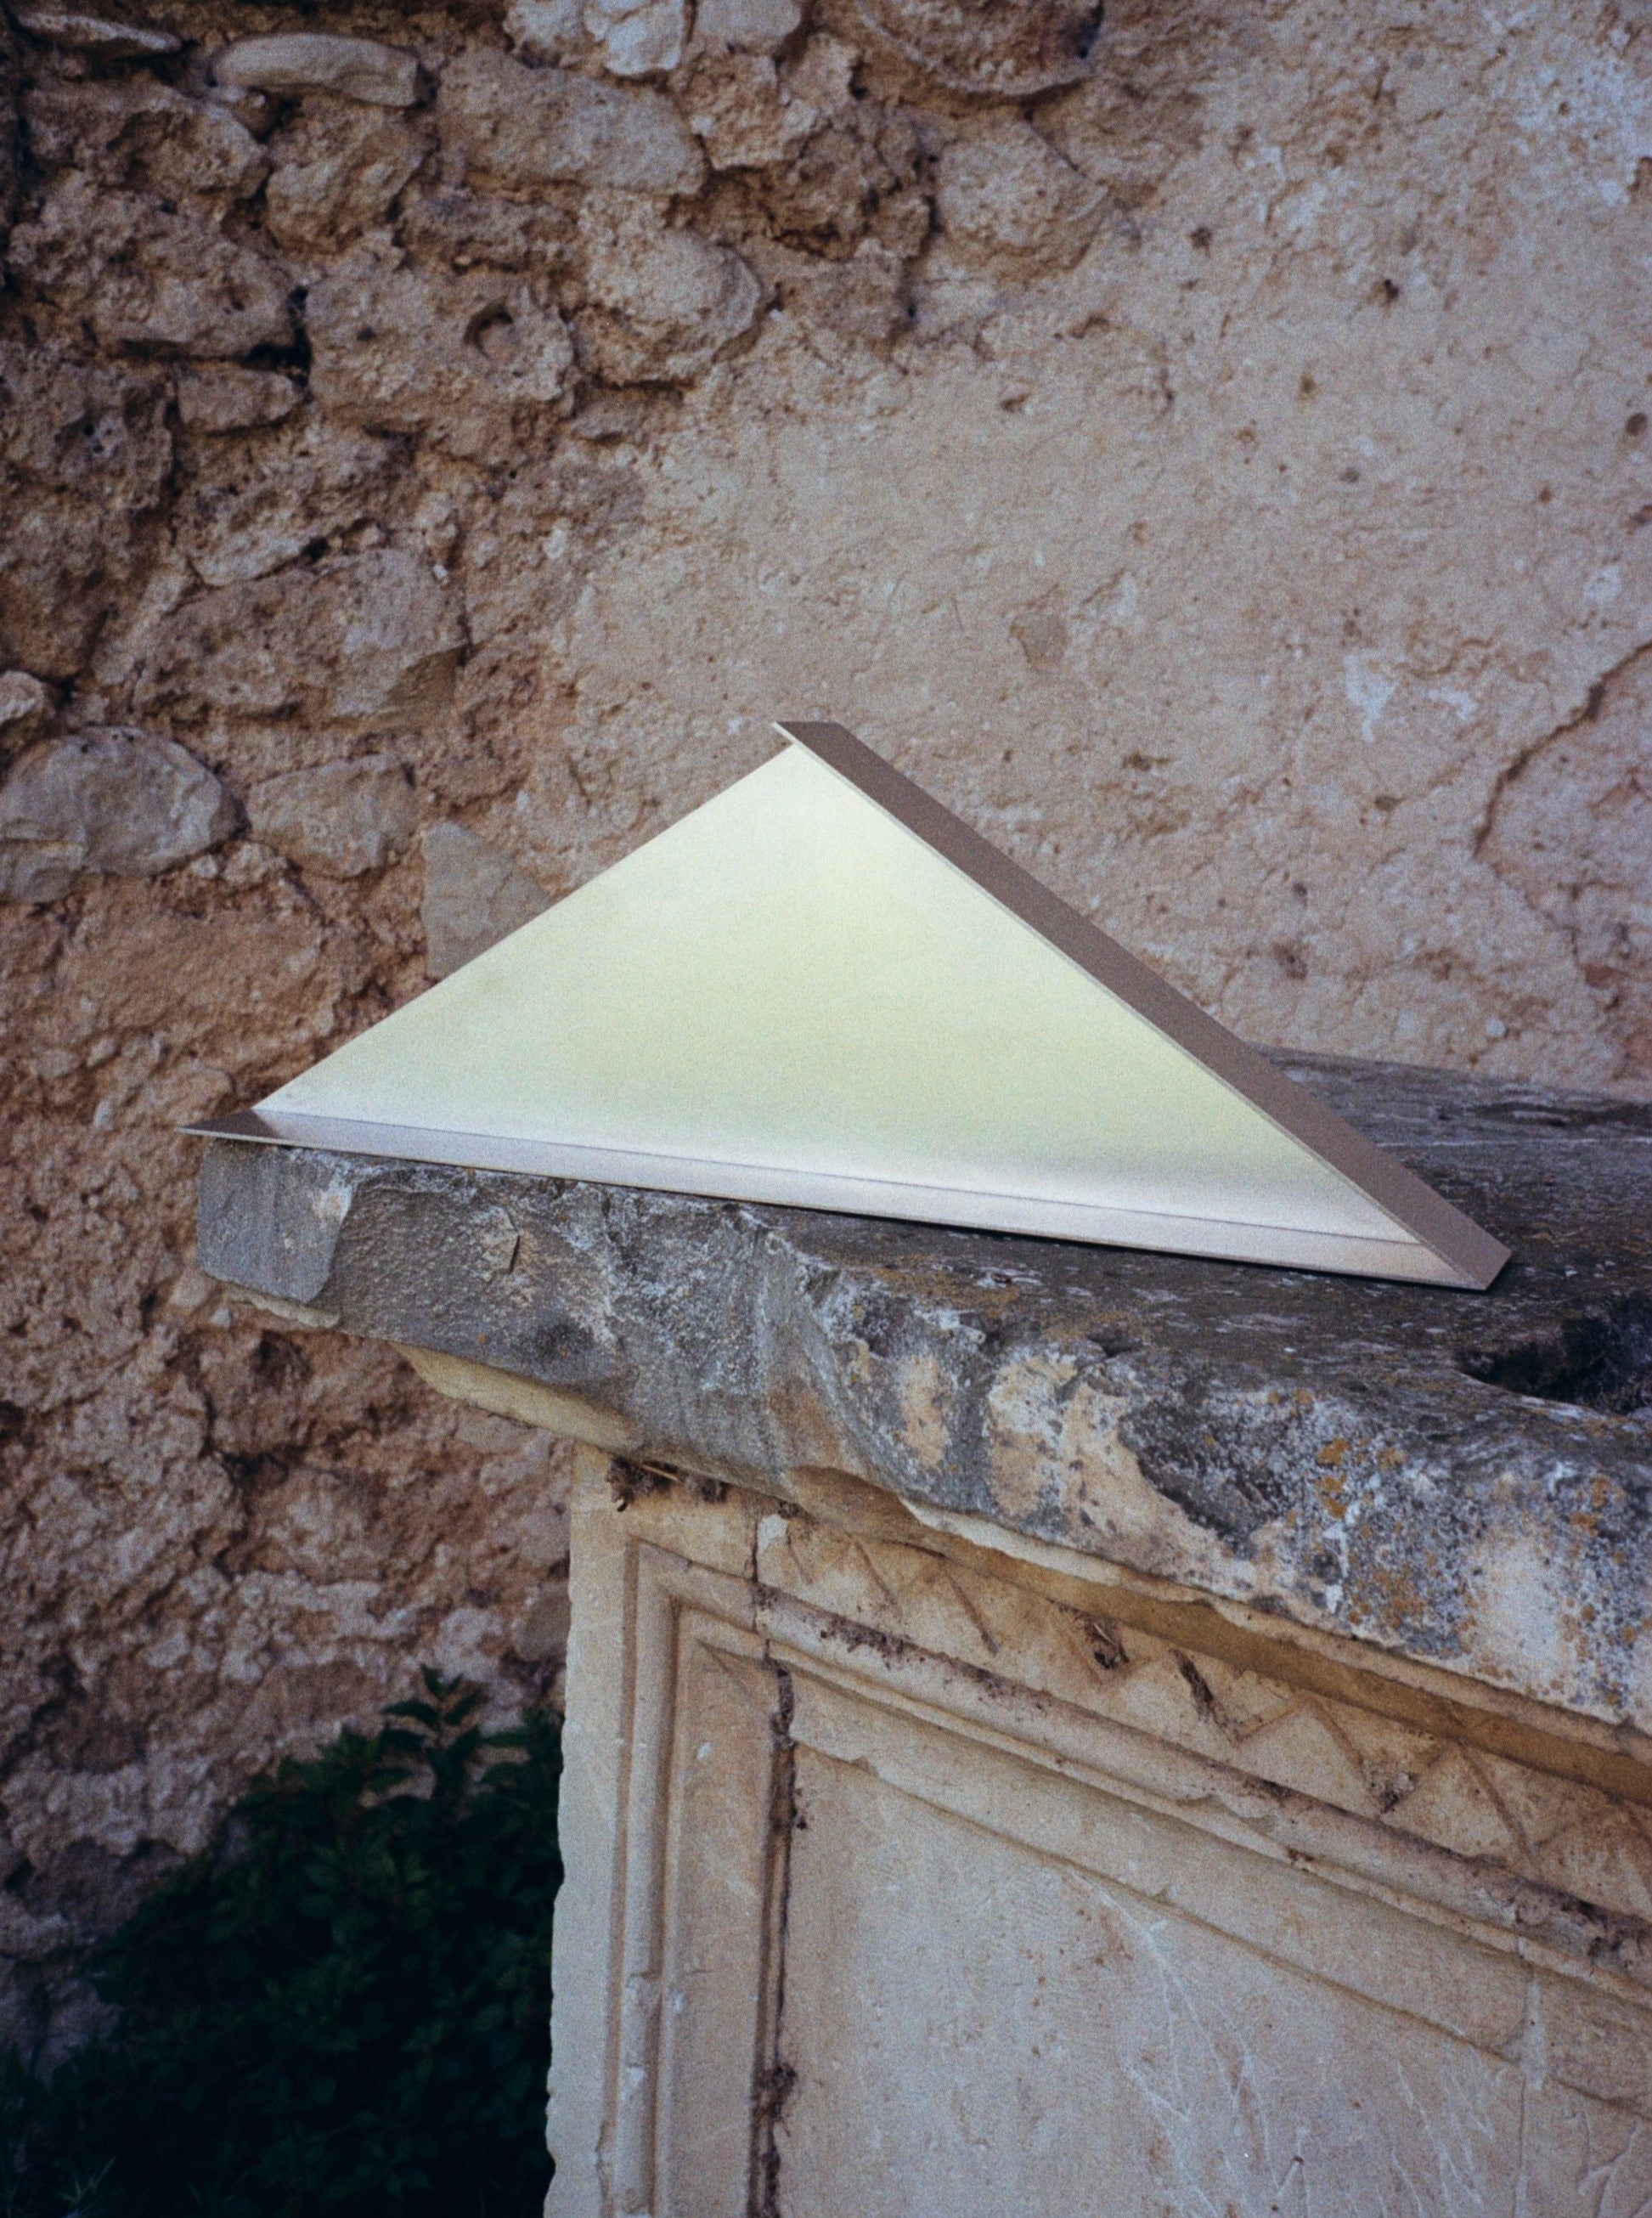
{"left": 195, "top": 1052, "right": 1652, "bottom": 1739}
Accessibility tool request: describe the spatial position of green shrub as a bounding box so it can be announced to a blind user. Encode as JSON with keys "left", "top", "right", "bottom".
{"left": 1, "top": 1675, "right": 561, "bottom": 2218}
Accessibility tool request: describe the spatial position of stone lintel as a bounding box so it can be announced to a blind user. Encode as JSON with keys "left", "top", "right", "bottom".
{"left": 195, "top": 1051, "right": 1652, "bottom": 1742}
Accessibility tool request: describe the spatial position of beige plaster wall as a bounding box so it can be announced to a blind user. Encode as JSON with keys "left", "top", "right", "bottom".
{"left": 556, "top": 1, "right": 1652, "bottom": 1088}
{"left": 0, "top": 0, "right": 1647, "bottom": 2053}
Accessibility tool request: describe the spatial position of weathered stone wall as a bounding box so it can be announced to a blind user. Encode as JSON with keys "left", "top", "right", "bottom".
{"left": 0, "top": 0, "right": 1648, "bottom": 2056}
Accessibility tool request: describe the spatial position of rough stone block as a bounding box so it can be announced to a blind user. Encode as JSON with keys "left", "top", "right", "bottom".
{"left": 584, "top": 0, "right": 686, "bottom": 78}
{"left": 177, "top": 414, "right": 403, "bottom": 586}
{"left": 306, "top": 246, "right": 573, "bottom": 454}
{"left": 263, "top": 98, "right": 429, "bottom": 254}
{"left": 934, "top": 117, "right": 1104, "bottom": 274}
{"left": 0, "top": 731, "right": 236, "bottom": 902}
{"left": 694, "top": 0, "right": 804, "bottom": 56}
{"left": 7, "top": 178, "right": 294, "bottom": 358}
{"left": 852, "top": 0, "right": 1100, "bottom": 93}
{"left": 577, "top": 198, "right": 761, "bottom": 384}
{"left": 0, "top": 341, "right": 173, "bottom": 506}
{"left": 682, "top": 54, "right": 816, "bottom": 171}
{"left": 137, "top": 550, "right": 463, "bottom": 728}
{"left": 0, "top": 670, "right": 52, "bottom": 759}
{"left": 211, "top": 33, "right": 426, "bottom": 110}
{"left": 741, "top": 74, "right": 922, "bottom": 254}
{"left": 22, "top": 78, "right": 269, "bottom": 201}
{"left": 190, "top": 1055, "right": 1652, "bottom": 1741}
{"left": 505, "top": 0, "right": 589, "bottom": 64}
{"left": 174, "top": 364, "right": 301, "bottom": 435}
{"left": 397, "top": 187, "right": 576, "bottom": 276}
{"left": 437, "top": 49, "right": 704, "bottom": 195}
{"left": 11, "top": 8, "right": 178, "bottom": 60}
{"left": 245, "top": 755, "right": 419, "bottom": 878}
{"left": 775, "top": 237, "right": 914, "bottom": 347}
{"left": 0, "top": 342, "right": 172, "bottom": 681}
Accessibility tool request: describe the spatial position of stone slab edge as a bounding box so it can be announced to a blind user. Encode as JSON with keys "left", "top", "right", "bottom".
{"left": 195, "top": 1053, "right": 1652, "bottom": 1741}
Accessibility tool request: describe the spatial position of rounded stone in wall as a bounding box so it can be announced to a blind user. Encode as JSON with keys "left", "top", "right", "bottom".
{"left": 853, "top": 0, "right": 1102, "bottom": 97}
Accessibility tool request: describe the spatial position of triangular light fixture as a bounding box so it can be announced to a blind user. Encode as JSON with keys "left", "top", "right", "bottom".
{"left": 189, "top": 723, "right": 1508, "bottom": 1289}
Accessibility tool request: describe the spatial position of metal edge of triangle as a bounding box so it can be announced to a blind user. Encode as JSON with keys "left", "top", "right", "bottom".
{"left": 772, "top": 722, "right": 1508, "bottom": 1292}
{"left": 184, "top": 720, "right": 1511, "bottom": 1292}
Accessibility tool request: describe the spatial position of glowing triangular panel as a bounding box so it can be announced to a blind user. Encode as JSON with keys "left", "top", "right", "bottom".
{"left": 193, "top": 724, "right": 1508, "bottom": 1288}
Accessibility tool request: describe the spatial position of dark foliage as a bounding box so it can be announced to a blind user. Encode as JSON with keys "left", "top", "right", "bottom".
{"left": 1, "top": 1676, "right": 561, "bottom": 2218}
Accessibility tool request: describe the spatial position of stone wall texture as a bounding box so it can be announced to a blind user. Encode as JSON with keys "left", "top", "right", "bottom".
{"left": 0, "top": 0, "right": 1649, "bottom": 2057}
